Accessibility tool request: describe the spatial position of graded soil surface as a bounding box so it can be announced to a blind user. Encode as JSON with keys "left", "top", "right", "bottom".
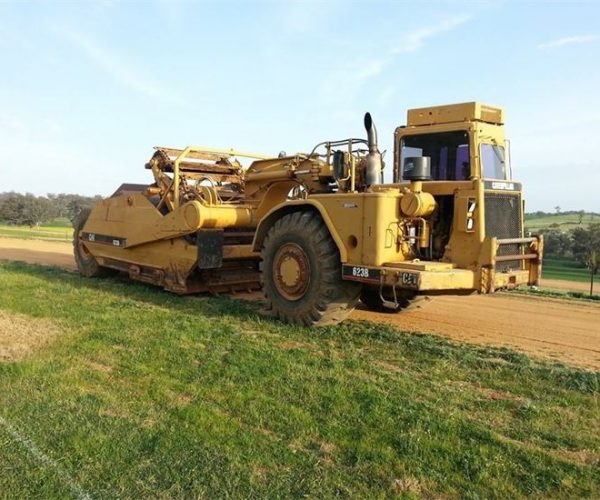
{"left": 541, "top": 278, "right": 592, "bottom": 293}
{"left": 1, "top": 237, "right": 599, "bottom": 370}
{"left": 0, "top": 237, "right": 76, "bottom": 270}
{"left": 352, "top": 294, "right": 600, "bottom": 370}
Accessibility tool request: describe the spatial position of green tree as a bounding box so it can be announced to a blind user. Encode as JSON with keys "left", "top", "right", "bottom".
{"left": 22, "top": 195, "right": 56, "bottom": 227}
{"left": 47, "top": 193, "right": 71, "bottom": 218}
{"left": 543, "top": 229, "right": 572, "bottom": 257}
{"left": 1, "top": 192, "right": 104, "bottom": 226}
{"left": 571, "top": 224, "right": 600, "bottom": 296}
{"left": 0, "top": 193, "right": 57, "bottom": 227}
{"left": 0, "top": 193, "right": 27, "bottom": 224}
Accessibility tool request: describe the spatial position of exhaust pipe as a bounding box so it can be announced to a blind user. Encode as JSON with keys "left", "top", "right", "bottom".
{"left": 364, "top": 112, "right": 383, "bottom": 186}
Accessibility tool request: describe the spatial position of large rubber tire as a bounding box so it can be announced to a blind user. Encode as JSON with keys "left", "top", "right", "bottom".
{"left": 73, "top": 208, "right": 109, "bottom": 278}
{"left": 360, "top": 286, "right": 418, "bottom": 313}
{"left": 261, "top": 211, "right": 361, "bottom": 326}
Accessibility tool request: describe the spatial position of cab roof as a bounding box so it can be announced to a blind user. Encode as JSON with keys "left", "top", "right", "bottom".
{"left": 407, "top": 102, "right": 504, "bottom": 127}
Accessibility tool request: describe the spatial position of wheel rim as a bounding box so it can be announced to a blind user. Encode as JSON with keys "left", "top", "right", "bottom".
{"left": 272, "top": 243, "right": 310, "bottom": 301}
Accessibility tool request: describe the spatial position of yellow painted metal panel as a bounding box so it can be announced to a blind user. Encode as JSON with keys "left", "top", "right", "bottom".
{"left": 407, "top": 102, "right": 504, "bottom": 126}
{"left": 417, "top": 269, "right": 476, "bottom": 290}
{"left": 382, "top": 261, "right": 455, "bottom": 271}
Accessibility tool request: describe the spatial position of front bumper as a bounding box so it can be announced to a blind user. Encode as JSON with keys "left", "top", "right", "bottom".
{"left": 342, "top": 235, "right": 543, "bottom": 295}
{"left": 342, "top": 263, "right": 534, "bottom": 293}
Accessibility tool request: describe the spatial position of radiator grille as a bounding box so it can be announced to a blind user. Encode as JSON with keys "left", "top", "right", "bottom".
{"left": 484, "top": 192, "right": 523, "bottom": 271}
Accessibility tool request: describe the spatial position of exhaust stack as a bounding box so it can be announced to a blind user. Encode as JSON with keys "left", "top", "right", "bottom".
{"left": 364, "top": 112, "right": 383, "bottom": 186}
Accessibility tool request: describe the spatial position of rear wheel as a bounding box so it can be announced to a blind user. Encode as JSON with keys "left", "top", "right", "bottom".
{"left": 261, "top": 211, "right": 361, "bottom": 326}
{"left": 73, "top": 208, "right": 109, "bottom": 278}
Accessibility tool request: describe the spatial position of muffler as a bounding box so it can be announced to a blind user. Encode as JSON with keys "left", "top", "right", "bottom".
{"left": 364, "top": 112, "right": 383, "bottom": 186}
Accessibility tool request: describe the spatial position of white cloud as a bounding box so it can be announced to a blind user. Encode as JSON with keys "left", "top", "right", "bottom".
{"left": 376, "top": 85, "right": 396, "bottom": 108}
{"left": 538, "top": 34, "right": 598, "bottom": 49}
{"left": 319, "top": 14, "right": 471, "bottom": 106}
{"left": 43, "top": 119, "right": 63, "bottom": 135}
{"left": 279, "top": 0, "right": 340, "bottom": 34}
{"left": 154, "top": 0, "right": 188, "bottom": 27}
{"left": 391, "top": 15, "right": 472, "bottom": 54}
{"left": 0, "top": 114, "right": 25, "bottom": 134}
{"left": 57, "top": 27, "right": 183, "bottom": 105}
{"left": 320, "top": 58, "right": 386, "bottom": 105}
{"left": 353, "top": 59, "right": 386, "bottom": 85}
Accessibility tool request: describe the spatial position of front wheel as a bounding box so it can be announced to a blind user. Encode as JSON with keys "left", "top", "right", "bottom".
{"left": 73, "top": 208, "right": 109, "bottom": 278}
{"left": 261, "top": 211, "right": 361, "bottom": 326}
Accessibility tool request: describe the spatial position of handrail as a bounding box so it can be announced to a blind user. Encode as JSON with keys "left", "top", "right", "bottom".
{"left": 496, "top": 253, "right": 538, "bottom": 262}
{"left": 497, "top": 237, "right": 537, "bottom": 245}
{"left": 171, "top": 146, "right": 272, "bottom": 208}
{"left": 174, "top": 146, "right": 271, "bottom": 161}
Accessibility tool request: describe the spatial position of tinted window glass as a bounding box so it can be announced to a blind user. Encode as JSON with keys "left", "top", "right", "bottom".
{"left": 481, "top": 144, "right": 507, "bottom": 179}
{"left": 401, "top": 131, "right": 470, "bottom": 181}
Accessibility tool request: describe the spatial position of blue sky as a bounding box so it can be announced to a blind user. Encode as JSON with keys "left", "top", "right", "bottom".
{"left": 1, "top": 0, "right": 599, "bottom": 211}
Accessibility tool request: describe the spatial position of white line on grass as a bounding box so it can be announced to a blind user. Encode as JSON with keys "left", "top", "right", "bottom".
{"left": 0, "top": 415, "right": 92, "bottom": 500}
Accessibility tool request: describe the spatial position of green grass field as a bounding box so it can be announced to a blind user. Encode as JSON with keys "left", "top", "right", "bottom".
{"left": 0, "top": 219, "right": 72, "bottom": 242}
{"left": 41, "top": 217, "right": 72, "bottom": 228}
{"left": 0, "top": 262, "right": 598, "bottom": 498}
{"left": 525, "top": 212, "right": 598, "bottom": 233}
{"left": 543, "top": 257, "right": 591, "bottom": 283}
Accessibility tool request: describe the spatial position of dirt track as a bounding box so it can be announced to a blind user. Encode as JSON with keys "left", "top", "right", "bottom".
{"left": 541, "top": 278, "right": 591, "bottom": 293}
{"left": 0, "top": 238, "right": 76, "bottom": 270}
{"left": 1, "top": 237, "right": 599, "bottom": 370}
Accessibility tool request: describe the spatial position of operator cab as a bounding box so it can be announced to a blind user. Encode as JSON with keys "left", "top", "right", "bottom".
{"left": 391, "top": 102, "right": 519, "bottom": 266}
{"left": 394, "top": 102, "right": 511, "bottom": 183}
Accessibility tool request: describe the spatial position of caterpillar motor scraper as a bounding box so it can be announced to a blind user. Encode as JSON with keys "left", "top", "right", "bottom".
{"left": 75, "top": 102, "right": 543, "bottom": 325}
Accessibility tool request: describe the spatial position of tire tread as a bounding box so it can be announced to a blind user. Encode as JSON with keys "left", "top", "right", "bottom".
{"left": 261, "top": 211, "right": 361, "bottom": 326}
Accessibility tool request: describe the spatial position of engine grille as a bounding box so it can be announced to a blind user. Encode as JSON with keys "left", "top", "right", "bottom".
{"left": 484, "top": 192, "right": 523, "bottom": 271}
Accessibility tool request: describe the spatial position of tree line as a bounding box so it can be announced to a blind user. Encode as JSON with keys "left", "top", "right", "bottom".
{"left": 0, "top": 192, "right": 103, "bottom": 227}
{"left": 526, "top": 209, "right": 599, "bottom": 218}
{"left": 542, "top": 225, "right": 600, "bottom": 295}
{"left": 542, "top": 226, "right": 600, "bottom": 259}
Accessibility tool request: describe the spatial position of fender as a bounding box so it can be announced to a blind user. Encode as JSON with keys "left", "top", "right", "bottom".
{"left": 251, "top": 200, "right": 348, "bottom": 262}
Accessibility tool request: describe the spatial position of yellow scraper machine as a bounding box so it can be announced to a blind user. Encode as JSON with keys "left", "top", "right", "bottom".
{"left": 75, "top": 102, "right": 543, "bottom": 325}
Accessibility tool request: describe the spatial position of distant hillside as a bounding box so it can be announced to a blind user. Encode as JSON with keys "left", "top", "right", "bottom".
{"left": 524, "top": 211, "right": 600, "bottom": 233}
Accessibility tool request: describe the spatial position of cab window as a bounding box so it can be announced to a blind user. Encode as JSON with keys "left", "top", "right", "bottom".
{"left": 481, "top": 144, "right": 507, "bottom": 179}
{"left": 401, "top": 131, "right": 470, "bottom": 181}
